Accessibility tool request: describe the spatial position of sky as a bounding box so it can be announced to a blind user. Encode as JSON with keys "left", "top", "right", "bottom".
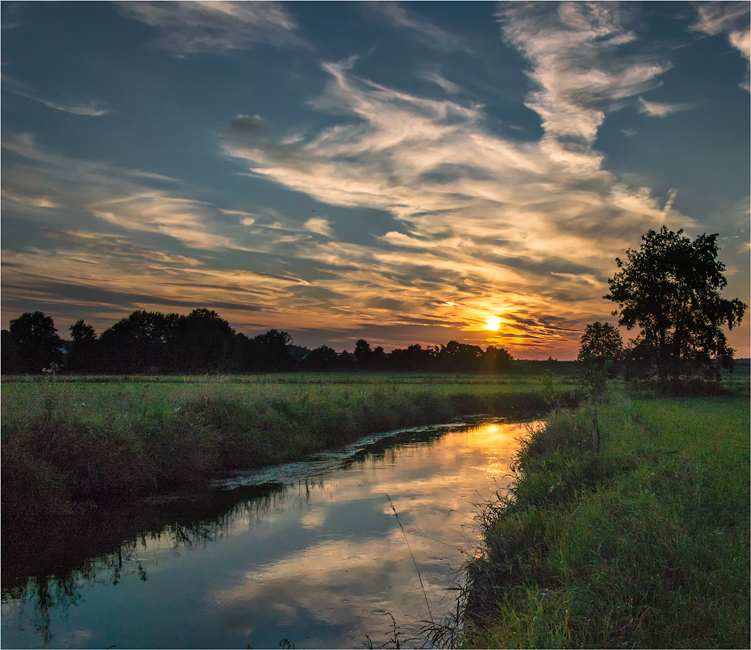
{"left": 2, "top": 1, "right": 749, "bottom": 359}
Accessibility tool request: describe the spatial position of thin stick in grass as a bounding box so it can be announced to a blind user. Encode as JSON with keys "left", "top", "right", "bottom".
{"left": 386, "top": 494, "right": 434, "bottom": 625}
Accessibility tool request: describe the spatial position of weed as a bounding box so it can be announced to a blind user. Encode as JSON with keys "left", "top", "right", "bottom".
{"left": 387, "top": 494, "right": 433, "bottom": 625}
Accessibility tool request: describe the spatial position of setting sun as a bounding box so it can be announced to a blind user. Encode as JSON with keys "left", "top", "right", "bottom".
{"left": 485, "top": 315, "right": 501, "bottom": 331}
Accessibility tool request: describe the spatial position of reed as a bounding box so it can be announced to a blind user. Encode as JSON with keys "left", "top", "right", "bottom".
{"left": 387, "top": 494, "right": 434, "bottom": 625}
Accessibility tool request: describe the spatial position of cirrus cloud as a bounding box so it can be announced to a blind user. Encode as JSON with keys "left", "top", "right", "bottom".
{"left": 117, "top": 1, "right": 309, "bottom": 55}
{"left": 222, "top": 4, "right": 695, "bottom": 356}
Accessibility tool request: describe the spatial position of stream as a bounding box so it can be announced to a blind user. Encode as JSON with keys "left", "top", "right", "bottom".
{"left": 1, "top": 417, "right": 537, "bottom": 649}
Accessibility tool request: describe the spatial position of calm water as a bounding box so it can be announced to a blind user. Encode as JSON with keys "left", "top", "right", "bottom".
{"left": 1, "top": 418, "right": 535, "bottom": 649}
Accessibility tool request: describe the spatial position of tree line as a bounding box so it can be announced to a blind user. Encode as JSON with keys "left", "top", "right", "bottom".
{"left": 3, "top": 227, "right": 746, "bottom": 383}
{"left": 1, "top": 307, "right": 514, "bottom": 375}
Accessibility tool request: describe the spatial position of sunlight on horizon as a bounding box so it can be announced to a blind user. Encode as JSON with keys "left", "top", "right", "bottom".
{"left": 485, "top": 315, "right": 501, "bottom": 331}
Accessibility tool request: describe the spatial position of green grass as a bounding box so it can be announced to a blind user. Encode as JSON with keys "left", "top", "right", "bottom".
{"left": 1, "top": 372, "right": 580, "bottom": 522}
{"left": 462, "top": 390, "right": 750, "bottom": 648}
{"left": 0, "top": 371, "right": 581, "bottom": 428}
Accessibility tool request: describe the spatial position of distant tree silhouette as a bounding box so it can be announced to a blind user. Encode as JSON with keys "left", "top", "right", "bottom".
{"left": 5, "top": 311, "right": 63, "bottom": 373}
{"left": 3, "top": 306, "right": 521, "bottom": 376}
{"left": 371, "top": 345, "right": 387, "bottom": 370}
{"left": 389, "top": 344, "right": 435, "bottom": 371}
{"left": 70, "top": 319, "right": 97, "bottom": 343}
{"left": 338, "top": 349, "right": 355, "bottom": 371}
{"left": 437, "top": 340, "right": 484, "bottom": 372}
{"left": 68, "top": 319, "right": 99, "bottom": 373}
{"left": 354, "top": 339, "right": 373, "bottom": 369}
{"left": 171, "top": 309, "right": 237, "bottom": 373}
{"left": 241, "top": 329, "right": 294, "bottom": 372}
{"left": 480, "top": 345, "right": 514, "bottom": 373}
{"left": 99, "top": 310, "right": 177, "bottom": 373}
{"left": 1, "top": 329, "right": 14, "bottom": 373}
{"left": 302, "top": 345, "right": 338, "bottom": 371}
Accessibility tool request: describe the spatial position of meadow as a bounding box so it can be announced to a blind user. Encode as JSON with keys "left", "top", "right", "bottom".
{"left": 460, "top": 378, "right": 750, "bottom": 648}
{"left": 5, "top": 365, "right": 748, "bottom": 649}
{"left": 2, "top": 370, "right": 579, "bottom": 523}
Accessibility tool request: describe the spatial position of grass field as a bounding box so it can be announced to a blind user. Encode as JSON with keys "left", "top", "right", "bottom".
{"left": 1, "top": 371, "right": 580, "bottom": 523}
{"left": 461, "top": 387, "right": 750, "bottom": 648}
{"left": 0, "top": 370, "right": 579, "bottom": 428}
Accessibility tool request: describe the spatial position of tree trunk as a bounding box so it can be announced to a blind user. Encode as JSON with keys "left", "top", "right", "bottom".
{"left": 592, "top": 404, "right": 600, "bottom": 455}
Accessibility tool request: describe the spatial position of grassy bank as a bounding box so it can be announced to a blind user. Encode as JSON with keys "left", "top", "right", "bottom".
{"left": 2, "top": 372, "right": 579, "bottom": 523}
{"left": 462, "top": 390, "right": 750, "bottom": 648}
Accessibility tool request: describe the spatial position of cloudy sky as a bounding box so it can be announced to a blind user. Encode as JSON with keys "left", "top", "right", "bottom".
{"left": 2, "top": 2, "right": 749, "bottom": 358}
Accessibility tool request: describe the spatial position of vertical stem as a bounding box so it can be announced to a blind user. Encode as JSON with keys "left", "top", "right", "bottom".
{"left": 592, "top": 404, "right": 600, "bottom": 454}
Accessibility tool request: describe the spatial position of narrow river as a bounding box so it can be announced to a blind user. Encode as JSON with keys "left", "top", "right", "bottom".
{"left": 2, "top": 418, "right": 536, "bottom": 649}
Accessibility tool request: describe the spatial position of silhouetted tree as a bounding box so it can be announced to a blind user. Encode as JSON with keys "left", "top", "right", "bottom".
{"left": 576, "top": 324, "right": 621, "bottom": 456}
{"left": 337, "top": 349, "right": 355, "bottom": 371}
{"left": 578, "top": 322, "right": 622, "bottom": 377}
{"left": 578, "top": 322, "right": 623, "bottom": 364}
{"left": 5, "top": 312, "right": 63, "bottom": 373}
{"left": 437, "top": 340, "right": 484, "bottom": 372}
{"left": 99, "top": 310, "right": 177, "bottom": 373}
{"left": 605, "top": 227, "right": 747, "bottom": 383}
{"left": 1, "top": 329, "right": 15, "bottom": 374}
{"left": 171, "top": 309, "right": 237, "bottom": 373}
{"left": 302, "top": 345, "right": 338, "bottom": 371}
{"left": 479, "top": 345, "right": 514, "bottom": 373}
{"left": 371, "top": 345, "right": 388, "bottom": 370}
{"left": 354, "top": 339, "right": 372, "bottom": 370}
{"left": 68, "top": 320, "right": 99, "bottom": 373}
{"left": 389, "top": 344, "right": 434, "bottom": 371}
{"left": 242, "top": 329, "right": 294, "bottom": 372}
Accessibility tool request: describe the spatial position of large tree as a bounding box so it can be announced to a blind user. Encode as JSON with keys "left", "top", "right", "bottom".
{"left": 605, "top": 226, "right": 747, "bottom": 382}
{"left": 6, "top": 311, "right": 63, "bottom": 373}
{"left": 578, "top": 322, "right": 623, "bottom": 373}
{"left": 68, "top": 319, "right": 99, "bottom": 373}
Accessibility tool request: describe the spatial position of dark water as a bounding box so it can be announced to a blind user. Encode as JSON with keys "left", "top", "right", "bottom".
{"left": 1, "top": 418, "right": 535, "bottom": 649}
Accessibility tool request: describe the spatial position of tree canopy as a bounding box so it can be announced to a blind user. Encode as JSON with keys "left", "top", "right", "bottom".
{"left": 4, "top": 311, "right": 63, "bottom": 373}
{"left": 605, "top": 226, "right": 747, "bottom": 382}
{"left": 578, "top": 322, "right": 623, "bottom": 370}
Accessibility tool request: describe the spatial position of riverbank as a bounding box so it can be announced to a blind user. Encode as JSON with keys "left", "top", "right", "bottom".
{"left": 462, "top": 390, "right": 750, "bottom": 648}
{"left": 2, "top": 373, "right": 579, "bottom": 525}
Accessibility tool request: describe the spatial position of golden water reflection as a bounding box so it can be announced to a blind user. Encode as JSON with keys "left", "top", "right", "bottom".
{"left": 204, "top": 419, "right": 536, "bottom": 647}
{"left": 1, "top": 419, "right": 537, "bottom": 649}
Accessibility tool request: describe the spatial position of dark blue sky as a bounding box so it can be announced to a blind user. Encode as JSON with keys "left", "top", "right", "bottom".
{"left": 2, "top": 2, "right": 749, "bottom": 358}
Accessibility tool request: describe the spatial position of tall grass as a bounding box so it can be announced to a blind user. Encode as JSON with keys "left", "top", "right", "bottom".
{"left": 461, "top": 391, "right": 750, "bottom": 648}
{"left": 1, "top": 373, "right": 579, "bottom": 524}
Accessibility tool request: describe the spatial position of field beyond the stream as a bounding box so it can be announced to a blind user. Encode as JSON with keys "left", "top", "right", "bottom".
{"left": 2, "top": 368, "right": 579, "bottom": 521}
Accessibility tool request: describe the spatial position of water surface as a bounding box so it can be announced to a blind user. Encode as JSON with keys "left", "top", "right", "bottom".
{"left": 2, "top": 418, "right": 535, "bottom": 648}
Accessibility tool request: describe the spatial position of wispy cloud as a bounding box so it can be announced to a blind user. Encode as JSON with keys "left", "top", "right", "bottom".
{"left": 660, "top": 189, "right": 678, "bottom": 219}
{"left": 304, "top": 217, "right": 333, "bottom": 237}
{"left": 117, "top": 1, "right": 309, "bottom": 55}
{"left": 2, "top": 133, "right": 230, "bottom": 250}
{"left": 497, "top": 2, "right": 670, "bottom": 146}
{"left": 3, "top": 75, "right": 109, "bottom": 116}
{"left": 223, "top": 39, "right": 694, "bottom": 355}
{"left": 420, "top": 71, "right": 462, "bottom": 94}
{"left": 370, "top": 3, "right": 471, "bottom": 53}
{"left": 692, "top": 2, "right": 750, "bottom": 90}
{"left": 637, "top": 97, "right": 694, "bottom": 117}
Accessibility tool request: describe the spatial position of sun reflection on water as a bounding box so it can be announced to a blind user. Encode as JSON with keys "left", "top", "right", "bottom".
{"left": 2, "top": 419, "right": 539, "bottom": 649}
